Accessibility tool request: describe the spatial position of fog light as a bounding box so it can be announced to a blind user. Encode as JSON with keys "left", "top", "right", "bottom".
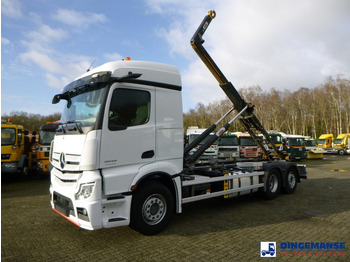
{"left": 77, "top": 207, "right": 90, "bottom": 221}
{"left": 76, "top": 183, "right": 95, "bottom": 200}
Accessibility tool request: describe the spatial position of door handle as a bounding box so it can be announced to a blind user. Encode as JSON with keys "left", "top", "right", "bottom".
{"left": 141, "top": 150, "right": 154, "bottom": 159}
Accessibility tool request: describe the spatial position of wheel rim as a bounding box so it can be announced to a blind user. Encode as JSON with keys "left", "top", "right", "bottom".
{"left": 142, "top": 194, "right": 167, "bottom": 225}
{"left": 269, "top": 173, "right": 278, "bottom": 192}
{"left": 287, "top": 172, "right": 296, "bottom": 188}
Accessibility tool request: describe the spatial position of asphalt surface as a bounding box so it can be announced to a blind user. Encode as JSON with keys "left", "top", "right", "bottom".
{"left": 2, "top": 155, "right": 350, "bottom": 261}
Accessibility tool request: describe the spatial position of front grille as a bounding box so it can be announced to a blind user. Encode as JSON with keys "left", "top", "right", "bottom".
{"left": 52, "top": 152, "right": 81, "bottom": 171}
{"left": 1, "top": 154, "right": 11, "bottom": 160}
{"left": 245, "top": 149, "right": 258, "bottom": 157}
{"left": 53, "top": 192, "right": 75, "bottom": 217}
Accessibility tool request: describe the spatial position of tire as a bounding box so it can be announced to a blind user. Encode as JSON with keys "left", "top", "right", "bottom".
{"left": 339, "top": 149, "right": 345, "bottom": 155}
{"left": 130, "top": 181, "right": 174, "bottom": 235}
{"left": 18, "top": 166, "right": 28, "bottom": 180}
{"left": 283, "top": 167, "right": 298, "bottom": 194}
{"left": 265, "top": 169, "right": 281, "bottom": 200}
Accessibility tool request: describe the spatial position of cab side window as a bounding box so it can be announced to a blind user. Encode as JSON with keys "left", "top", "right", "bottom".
{"left": 108, "top": 88, "right": 150, "bottom": 130}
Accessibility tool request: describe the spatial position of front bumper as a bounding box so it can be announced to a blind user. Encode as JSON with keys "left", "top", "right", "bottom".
{"left": 50, "top": 168, "right": 131, "bottom": 230}
{"left": 1, "top": 162, "right": 19, "bottom": 174}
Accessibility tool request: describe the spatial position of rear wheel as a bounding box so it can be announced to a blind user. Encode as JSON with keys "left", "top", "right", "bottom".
{"left": 130, "top": 181, "right": 173, "bottom": 235}
{"left": 283, "top": 167, "right": 298, "bottom": 194}
{"left": 265, "top": 169, "right": 281, "bottom": 200}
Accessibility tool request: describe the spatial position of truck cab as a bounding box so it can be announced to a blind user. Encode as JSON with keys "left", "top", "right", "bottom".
{"left": 333, "top": 134, "right": 350, "bottom": 155}
{"left": 1, "top": 119, "right": 31, "bottom": 176}
{"left": 50, "top": 60, "right": 183, "bottom": 230}
{"left": 217, "top": 133, "right": 239, "bottom": 160}
{"left": 236, "top": 133, "right": 261, "bottom": 159}
{"left": 185, "top": 126, "right": 218, "bottom": 160}
{"left": 267, "top": 133, "right": 283, "bottom": 151}
{"left": 304, "top": 138, "right": 316, "bottom": 151}
{"left": 282, "top": 135, "right": 306, "bottom": 161}
{"left": 316, "top": 134, "right": 333, "bottom": 151}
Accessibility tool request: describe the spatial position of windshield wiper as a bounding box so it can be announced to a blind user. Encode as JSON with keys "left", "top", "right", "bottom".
{"left": 67, "top": 121, "right": 83, "bottom": 134}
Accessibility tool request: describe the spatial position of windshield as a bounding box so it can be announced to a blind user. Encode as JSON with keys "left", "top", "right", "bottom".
{"left": 305, "top": 140, "right": 316, "bottom": 146}
{"left": 287, "top": 138, "right": 304, "bottom": 146}
{"left": 39, "top": 130, "right": 56, "bottom": 145}
{"left": 53, "top": 71, "right": 111, "bottom": 126}
{"left": 60, "top": 83, "right": 108, "bottom": 125}
{"left": 1, "top": 128, "right": 16, "bottom": 146}
{"left": 218, "top": 136, "right": 239, "bottom": 146}
{"left": 240, "top": 137, "right": 257, "bottom": 146}
{"left": 317, "top": 139, "right": 326, "bottom": 144}
{"left": 333, "top": 139, "right": 342, "bottom": 144}
{"left": 269, "top": 134, "right": 282, "bottom": 144}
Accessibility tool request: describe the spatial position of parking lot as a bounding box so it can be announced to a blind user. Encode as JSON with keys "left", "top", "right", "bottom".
{"left": 2, "top": 155, "right": 350, "bottom": 261}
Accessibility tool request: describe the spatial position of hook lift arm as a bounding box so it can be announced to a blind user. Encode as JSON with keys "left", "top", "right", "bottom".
{"left": 190, "top": 10, "right": 284, "bottom": 161}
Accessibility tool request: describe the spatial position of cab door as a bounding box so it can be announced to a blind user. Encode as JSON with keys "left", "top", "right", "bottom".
{"left": 100, "top": 83, "right": 155, "bottom": 169}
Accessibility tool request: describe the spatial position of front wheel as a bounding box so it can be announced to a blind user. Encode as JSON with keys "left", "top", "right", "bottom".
{"left": 130, "top": 181, "right": 173, "bottom": 235}
{"left": 264, "top": 169, "right": 281, "bottom": 200}
{"left": 339, "top": 149, "right": 345, "bottom": 155}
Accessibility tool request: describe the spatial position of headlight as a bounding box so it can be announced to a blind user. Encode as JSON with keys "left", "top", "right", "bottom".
{"left": 76, "top": 183, "right": 95, "bottom": 200}
{"left": 37, "top": 161, "right": 43, "bottom": 169}
{"left": 4, "top": 162, "right": 17, "bottom": 168}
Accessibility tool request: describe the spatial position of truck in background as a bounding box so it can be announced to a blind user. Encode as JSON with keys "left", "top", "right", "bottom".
{"left": 217, "top": 133, "right": 239, "bottom": 160}
{"left": 36, "top": 123, "right": 60, "bottom": 175}
{"left": 267, "top": 132, "right": 283, "bottom": 151}
{"left": 281, "top": 134, "right": 306, "bottom": 161}
{"left": 1, "top": 118, "right": 36, "bottom": 178}
{"left": 316, "top": 134, "right": 334, "bottom": 151}
{"left": 333, "top": 134, "right": 350, "bottom": 155}
{"left": 185, "top": 126, "right": 218, "bottom": 160}
{"left": 304, "top": 137, "right": 316, "bottom": 151}
{"left": 49, "top": 10, "right": 306, "bottom": 235}
{"left": 235, "top": 132, "right": 261, "bottom": 159}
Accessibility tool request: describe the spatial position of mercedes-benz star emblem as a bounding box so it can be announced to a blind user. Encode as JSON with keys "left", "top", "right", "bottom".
{"left": 60, "top": 152, "right": 66, "bottom": 169}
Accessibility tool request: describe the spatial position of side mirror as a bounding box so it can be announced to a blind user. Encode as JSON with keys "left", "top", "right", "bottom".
{"left": 52, "top": 94, "right": 61, "bottom": 104}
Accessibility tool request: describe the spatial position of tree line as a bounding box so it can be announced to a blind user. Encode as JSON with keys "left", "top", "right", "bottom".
{"left": 184, "top": 75, "right": 350, "bottom": 138}
{"left": 2, "top": 75, "right": 349, "bottom": 138}
{"left": 1, "top": 112, "right": 61, "bottom": 132}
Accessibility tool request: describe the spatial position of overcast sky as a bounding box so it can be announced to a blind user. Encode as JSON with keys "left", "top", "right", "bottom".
{"left": 2, "top": 0, "right": 350, "bottom": 115}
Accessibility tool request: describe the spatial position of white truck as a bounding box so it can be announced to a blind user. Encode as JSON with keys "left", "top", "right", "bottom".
{"left": 185, "top": 126, "right": 218, "bottom": 160}
{"left": 50, "top": 11, "right": 306, "bottom": 235}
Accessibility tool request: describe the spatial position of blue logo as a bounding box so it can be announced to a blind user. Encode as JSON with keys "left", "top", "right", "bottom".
{"left": 261, "top": 242, "right": 276, "bottom": 257}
